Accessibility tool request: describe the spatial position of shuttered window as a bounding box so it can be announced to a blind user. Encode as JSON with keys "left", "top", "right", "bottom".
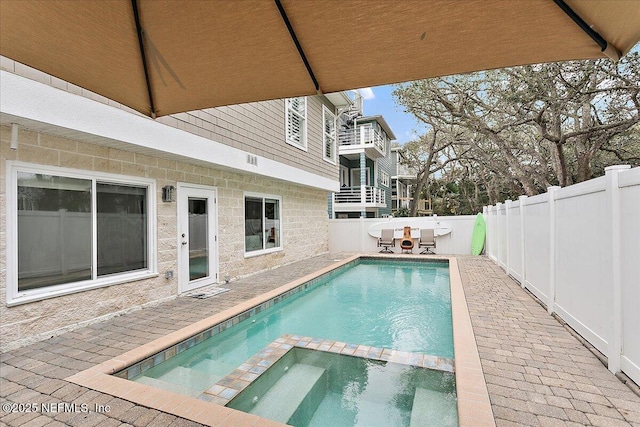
{"left": 285, "top": 97, "right": 307, "bottom": 149}
{"left": 322, "top": 105, "right": 336, "bottom": 163}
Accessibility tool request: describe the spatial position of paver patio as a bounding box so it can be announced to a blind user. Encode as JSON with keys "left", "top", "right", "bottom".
{"left": 1, "top": 254, "right": 639, "bottom": 427}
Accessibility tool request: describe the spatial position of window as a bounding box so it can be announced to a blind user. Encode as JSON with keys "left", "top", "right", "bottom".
{"left": 285, "top": 97, "right": 307, "bottom": 150}
{"left": 7, "top": 162, "right": 156, "bottom": 305}
{"left": 244, "top": 193, "right": 282, "bottom": 256}
{"left": 322, "top": 105, "right": 336, "bottom": 163}
{"left": 380, "top": 170, "right": 390, "bottom": 187}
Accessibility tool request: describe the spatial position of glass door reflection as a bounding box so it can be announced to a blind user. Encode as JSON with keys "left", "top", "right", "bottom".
{"left": 188, "top": 198, "right": 208, "bottom": 281}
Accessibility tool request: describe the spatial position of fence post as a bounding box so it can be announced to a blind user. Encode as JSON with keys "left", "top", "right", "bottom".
{"left": 606, "top": 165, "right": 630, "bottom": 374}
{"left": 519, "top": 195, "right": 528, "bottom": 288}
{"left": 483, "top": 206, "right": 489, "bottom": 256}
{"left": 496, "top": 202, "right": 502, "bottom": 268}
{"left": 505, "top": 200, "right": 512, "bottom": 274}
{"left": 547, "top": 186, "right": 560, "bottom": 315}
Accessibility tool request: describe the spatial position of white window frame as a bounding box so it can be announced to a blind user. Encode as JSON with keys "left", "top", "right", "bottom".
{"left": 6, "top": 161, "right": 157, "bottom": 306}
{"left": 322, "top": 105, "right": 337, "bottom": 164}
{"left": 243, "top": 192, "right": 283, "bottom": 258}
{"left": 380, "top": 170, "right": 390, "bottom": 187}
{"left": 285, "top": 97, "right": 308, "bottom": 151}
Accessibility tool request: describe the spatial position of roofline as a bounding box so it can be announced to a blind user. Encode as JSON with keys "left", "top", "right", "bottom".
{"left": 324, "top": 91, "right": 353, "bottom": 108}
{"left": 357, "top": 115, "right": 396, "bottom": 140}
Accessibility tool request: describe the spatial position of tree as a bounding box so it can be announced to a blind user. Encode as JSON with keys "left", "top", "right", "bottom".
{"left": 400, "top": 127, "right": 467, "bottom": 216}
{"left": 393, "top": 53, "right": 640, "bottom": 210}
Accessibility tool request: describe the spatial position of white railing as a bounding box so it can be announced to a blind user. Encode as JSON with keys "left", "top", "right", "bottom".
{"left": 484, "top": 165, "right": 640, "bottom": 385}
{"left": 334, "top": 186, "right": 386, "bottom": 205}
{"left": 338, "top": 124, "right": 386, "bottom": 154}
{"left": 396, "top": 162, "right": 416, "bottom": 178}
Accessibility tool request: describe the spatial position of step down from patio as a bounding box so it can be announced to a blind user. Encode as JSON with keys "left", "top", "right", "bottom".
{"left": 409, "top": 387, "right": 458, "bottom": 427}
{"left": 250, "top": 363, "right": 326, "bottom": 423}
{"left": 156, "top": 366, "right": 219, "bottom": 393}
{"left": 135, "top": 375, "right": 202, "bottom": 397}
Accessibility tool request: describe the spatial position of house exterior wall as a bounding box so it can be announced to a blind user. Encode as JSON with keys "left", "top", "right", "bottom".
{"left": 375, "top": 145, "right": 392, "bottom": 217}
{"left": 0, "top": 127, "right": 330, "bottom": 349}
{"left": 0, "top": 62, "right": 340, "bottom": 350}
{"left": 332, "top": 117, "right": 394, "bottom": 218}
{"left": 162, "top": 95, "right": 336, "bottom": 180}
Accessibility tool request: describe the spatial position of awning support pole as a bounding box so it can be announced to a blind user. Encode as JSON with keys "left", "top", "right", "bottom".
{"left": 274, "top": 0, "right": 322, "bottom": 94}
{"left": 131, "top": 0, "right": 157, "bottom": 118}
{"left": 552, "top": 0, "right": 621, "bottom": 61}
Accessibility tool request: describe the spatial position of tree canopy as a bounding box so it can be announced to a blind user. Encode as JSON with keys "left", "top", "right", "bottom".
{"left": 393, "top": 52, "right": 640, "bottom": 215}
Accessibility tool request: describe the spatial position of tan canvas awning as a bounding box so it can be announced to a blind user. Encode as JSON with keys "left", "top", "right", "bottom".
{"left": 1, "top": 0, "right": 639, "bottom": 118}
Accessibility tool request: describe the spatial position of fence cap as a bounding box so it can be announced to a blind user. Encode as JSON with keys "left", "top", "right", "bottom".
{"left": 605, "top": 165, "right": 631, "bottom": 173}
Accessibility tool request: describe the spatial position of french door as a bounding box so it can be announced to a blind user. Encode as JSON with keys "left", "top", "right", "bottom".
{"left": 177, "top": 183, "right": 218, "bottom": 293}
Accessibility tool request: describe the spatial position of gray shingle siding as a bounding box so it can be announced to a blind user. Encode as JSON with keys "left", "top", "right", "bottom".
{"left": 168, "top": 96, "right": 338, "bottom": 181}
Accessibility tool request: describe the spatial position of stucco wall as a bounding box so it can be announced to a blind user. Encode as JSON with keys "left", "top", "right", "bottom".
{"left": 1, "top": 127, "right": 329, "bottom": 350}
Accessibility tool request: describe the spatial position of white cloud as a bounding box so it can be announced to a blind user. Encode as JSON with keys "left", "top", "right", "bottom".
{"left": 356, "top": 87, "right": 375, "bottom": 100}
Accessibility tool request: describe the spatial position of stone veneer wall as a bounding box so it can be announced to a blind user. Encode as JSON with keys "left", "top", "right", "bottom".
{"left": 0, "top": 126, "right": 329, "bottom": 350}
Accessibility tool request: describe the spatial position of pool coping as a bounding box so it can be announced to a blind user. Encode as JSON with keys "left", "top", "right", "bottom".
{"left": 66, "top": 254, "right": 495, "bottom": 427}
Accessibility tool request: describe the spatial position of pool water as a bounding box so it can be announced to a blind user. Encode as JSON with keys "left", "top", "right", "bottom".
{"left": 228, "top": 348, "right": 458, "bottom": 427}
{"left": 132, "top": 260, "right": 455, "bottom": 425}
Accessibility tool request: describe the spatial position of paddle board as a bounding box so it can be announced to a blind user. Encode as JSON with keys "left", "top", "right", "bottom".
{"left": 471, "top": 213, "right": 486, "bottom": 255}
{"left": 368, "top": 218, "right": 453, "bottom": 239}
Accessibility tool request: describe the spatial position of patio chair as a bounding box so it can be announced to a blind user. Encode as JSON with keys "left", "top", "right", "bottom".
{"left": 419, "top": 229, "right": 436, "bottom": 254}
{"left": 378, "top": 229, "right": 395, "bottom": 253}
{"left": 400, "top": 226, "right": 414, "bottom": 253}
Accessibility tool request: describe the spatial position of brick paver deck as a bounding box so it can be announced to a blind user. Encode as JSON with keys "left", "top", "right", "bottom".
{"left": 459, "top": 257, "right": 640, "bottom": 427}
{"left": 1, "top": 254, "right": 638, "bottom": 426}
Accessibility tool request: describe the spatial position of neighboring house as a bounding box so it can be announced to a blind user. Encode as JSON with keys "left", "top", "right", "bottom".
{"left": 0, "top": 59, "right": 351, "bottom": 349}
{"left": 390, "top": 146, "right": 417, "bottom": 213}
{"left": 390, "top": 146, "right": 434, "bottom": 216}
{"left": 329, "top": 94, "right": 395, "bottom": 219}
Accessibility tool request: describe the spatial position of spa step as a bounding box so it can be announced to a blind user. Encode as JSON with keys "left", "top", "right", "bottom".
{"left": 250, "top": 363, "right": 326, "bottom": 423}
{"left": 409, "top": 387, "right": 458, "bottom": 427}
{"left": 135, "top": 376, "right": 202, "bottom": 397}
{"left": 156, "top": 366, "right": 218, "bottom": 392}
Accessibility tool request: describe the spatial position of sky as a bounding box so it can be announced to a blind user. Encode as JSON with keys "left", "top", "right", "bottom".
{"left": 353, "top": 42, "right": 640, "bottom": 147}
{"left": 356, "top": 86, "right": 426, "bottom": 146}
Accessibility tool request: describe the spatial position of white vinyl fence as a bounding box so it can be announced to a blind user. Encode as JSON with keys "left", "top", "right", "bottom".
{"left": 485, "top": 165, "right": 640, "bottom": 385}
{"left": 328, "top": 215, "right": 477, "bottom": 255}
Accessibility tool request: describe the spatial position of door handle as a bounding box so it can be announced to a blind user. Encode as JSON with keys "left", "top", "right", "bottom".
{"left": 182, "top": 241, "right": 188, "bottom": 246}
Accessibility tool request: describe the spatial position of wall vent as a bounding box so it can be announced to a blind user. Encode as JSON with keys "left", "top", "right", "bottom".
{"left": 246, "top": 154, "right": 258, "bottom": 166}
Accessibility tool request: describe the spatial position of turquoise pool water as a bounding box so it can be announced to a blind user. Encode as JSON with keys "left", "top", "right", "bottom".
{"left": 132, "top": 259, "right": 455, "bottom": 425}
{"left": 228, "top": 348, "right": 458, "bottom": 427}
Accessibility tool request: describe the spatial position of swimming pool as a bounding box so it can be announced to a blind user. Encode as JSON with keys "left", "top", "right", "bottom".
{"left": 67, "top": 255, "right": 495, "bottom": 427}
{"left": 124, "top": 259, "right": 455, "bottom": 425}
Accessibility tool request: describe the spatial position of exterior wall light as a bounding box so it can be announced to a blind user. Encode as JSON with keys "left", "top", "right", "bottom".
{"left": 162, "top": 185, "right": 175, "bottom": 202}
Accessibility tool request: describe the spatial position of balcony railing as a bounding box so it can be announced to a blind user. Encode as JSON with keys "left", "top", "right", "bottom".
{"left": 395, "top": 162, "right": 417, "bottom": 178}
{"left": 334, "top": 186, "right": 386, "bottom": 205}
{"left": 338, "top": 125, "right": 386, "bottom": 155}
